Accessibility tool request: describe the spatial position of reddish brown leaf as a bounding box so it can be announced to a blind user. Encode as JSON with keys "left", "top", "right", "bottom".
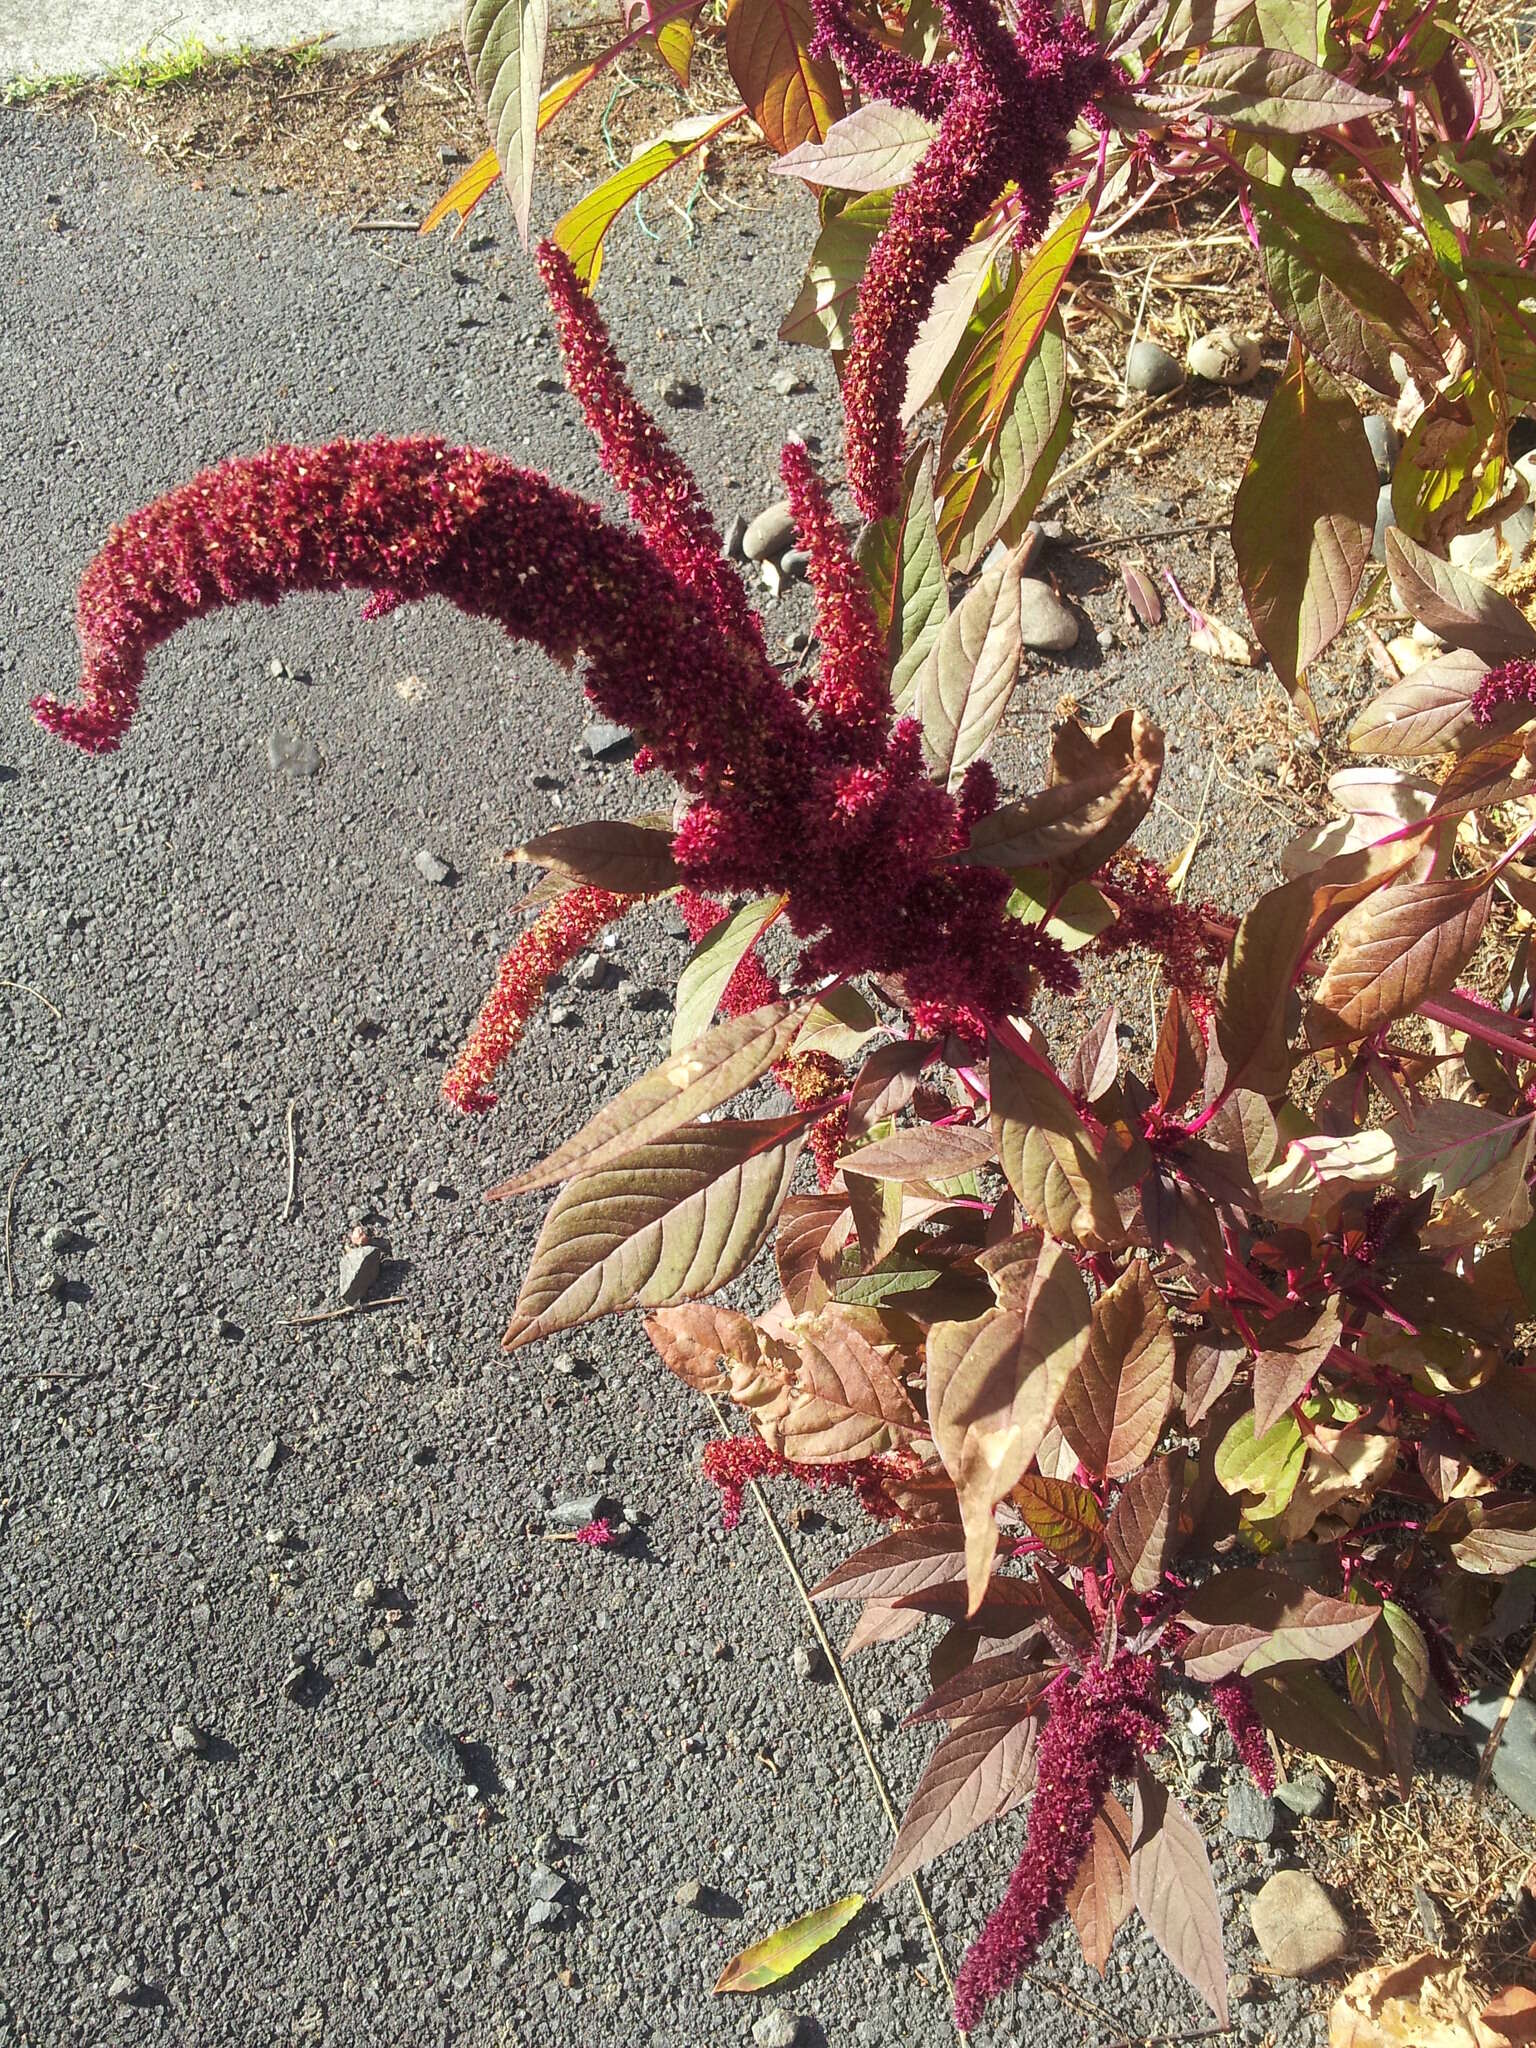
{"left": 904, "top": 1644, "right": 1049, "bottom": 1726}
{"left": 724, "top": 0, "right": 844, "bottom": 152}
{"left": 512, "top": 815, "right": 680, "bottom": 894}
{"left": 1011, "top": 1474, "right": 1106, "bottom": 1566}
{"left": 1347, "top": 647, "right": 1488, "bottom": 757}
{"left": 1247, "top": 1664, "right": 1385, "bottom": 1774}
{"left": 776, "top": 1194, "right": 848, "bottom": 1314}
{"left": 873, "top": 1706, "right": 1038, "bottom": 1894}
{"left": 1347, "top": 1597, "right": 1427, "bottom": 1796}
{"left": 644, "top": 1302, "right": 761, "bottom": 1392}
{"left": 1449, "top": 1498, "right": 1536, "bottom": 1575}
{"left": 1068, "top": 1007, "right": 1121, "bottom": 1104}
{"left": 811, "top": 1525, "right": 967, "bottom": 1605}
{"left": 990, "top": 1037, "right": 1118, "bottom": 1248}
{"left": 1129, "top": 1769, "right": 1229, "bottom": 2028}
{"left": 1182, "top": 1333, "right": 1244, "bottom": 1426}
{"left": 1066, "top": 1793, "right": 1133, "bottom": 1975}
{"left": 842, "top": 1123, "right": 995, "bottom": 1182}
{"left": 1309, "top": 874, "right": 1491, "bottom": 1047}
{"left": 843, "top": 1599, "right": 926, "bottom": 1656}
{"left": 1153, "top": 989, "right": 1205, "bottom": 1113}
{"left": 1057, "top": 1258, "right": 1176, "bottom": 1481}
{"left": 768, "top": 1309, "right": 922, "bottom": 1463}
{"left": 845, "top": 1039, "right": 934, "bottom": 1140}
{"left": 1251, "top": 1301, "right": 1342, "bottom": 1436}
{"left": 1180, "top": 1569, "right": 1378, "bottom": 1682}
{"left": 1385, "top": 527, "right": 1536, "bottom": 662}
{"left": 1105, "top": 1454, "right": 1184, "bottom": 1594}
{"left": 954, "top": 710, "right": 1164, "bottom": 885}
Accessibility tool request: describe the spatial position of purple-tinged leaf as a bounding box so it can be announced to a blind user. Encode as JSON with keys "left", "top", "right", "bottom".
{"left": 1385, "top": 528, "right": 1536, "bottom": 661}
{"left": 1105, "top": 1454, "right": 1183, "bottom": 1593}
{"left": 1180, "top": 1569, "right": 1378, "bottom": 1681}
{"left": 1066, "top": 1794, "right": 1134, "bottom": 1976}
{"left": 873, "top": 1707, "right": 1039, "bottom": 1893}
{"left": 1129, "top": 1769, "right": 1229, "bottom": 2027}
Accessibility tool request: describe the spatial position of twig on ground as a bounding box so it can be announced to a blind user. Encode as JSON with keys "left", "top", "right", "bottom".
{"left": 348, "top": 216, "right": 423, "bottom": 231}
{"left": 1062, "top": 519, "right": 1227, "bottom": 553}
{"left": 1473, "top": 1627, "right": 1536, "bottom": 1802}
{"left": 1053, "top": 392, "right": 1177, "bottom": 489}
{"left": 1, "top": 980, "right": 63, "bottom": 1020}
{"left": 281, "top": 1099, "right": 299, "bottom": 1221}
{"left": 5, "top": 1156, "right": 29, "bottom": 1305}
{"left": 288, "top": 1295, "right": 404, "bottom": 1329}
{"left": 704, "top": 1395, "right": 955, "bottom": 2006}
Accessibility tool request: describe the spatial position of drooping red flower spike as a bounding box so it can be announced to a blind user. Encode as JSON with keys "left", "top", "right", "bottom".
{"left": 780, "top": 438, "right": 891, "bottom": 758}
{"left": 1210, "top": 1676, "right": 1277, "bottom": 1796}
{"left": 809, "top": 0, "right": 1112, "bottom": 517}
{"left": 442, "top": 885, "right": 632, "bottom": 1114}
{"left": 952, "top": 1652, "right": 1164, "bottom": 2030}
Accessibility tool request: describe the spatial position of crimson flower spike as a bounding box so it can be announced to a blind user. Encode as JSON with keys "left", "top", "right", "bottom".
{"left": 779, "top": 438, "right": 891, "bottom": 759}
{"left": 809, "top": 0, "right": 1112, "bottom": 518}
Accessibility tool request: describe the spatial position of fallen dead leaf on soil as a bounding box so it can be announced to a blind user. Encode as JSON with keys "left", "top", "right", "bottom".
{"left": 1330, "top": 1956, "right": 1536, "bottom": 2048}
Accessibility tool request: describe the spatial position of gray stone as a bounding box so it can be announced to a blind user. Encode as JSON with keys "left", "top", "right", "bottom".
{"left": 742, "top": 500, "right": 796, "bottom": 563}
{"left": 548, "top": 1004, "right": 579, "bottom": 1027}
{"left": 724, "top": 513, "right": 749, "bottom": 560}
{"left": 572, "top": 954, "right": 615, "bottom": 991}
{"left": 254, "top": 1436, "right": 281, "bottom": 1473}
{"left": 1276, "top": 1773, "right": 1333, "bottom": 1821}
{"left": 551, "top": 1493, "right": 608, "bottom": 1526}
{"left": 1125, "top": 338, "right": 1183, "bottom": 396}
{"left": 107, "top": 1973, "right": 137, "bottom": 2003}
{"left": 353, "top": 1576, "right": 380, "bottom": 1608}
{"left": 526, "top": 1899, "right": 564, "bottom": 1930}
{"left": 529, "top": 1866, "right": 568, "bottom": 1904}
{"left": 791, "top": 1643, "right": 825, "bottom": 1683}
{"left": 779, "top": 548, "right": 811, "bottom": 583}
{"left": 1462, "top": 1690, "right": 1536, "bottom": 1818}
{"left": 1371, "top": 482, "right": 1396, "bottom": 563}
{"left": 1249, "top": 1870, "right": 1350, "bottom": 1975}
{"left": 413, "top": 847, "right": 452, "bottom": 886}
{"left": 657, "top": 375, "right": 703, "bottom": 409}
{"left": 1226, "top": 1781, "right": 1277, "bottom": 1841}
{"left": 1363, "top": 414, "right": 1398, "bottom": 481}
{"left": 771, "top": 368, "right": 812, "bottom": 396}
{"left": 577, "top": 720, "right": 634, "bottom": 760}
{"left": 752, "top": 2013, "right": 802, "bottom": 2048}
{"left": 39, "top": 1222, "right": 74, "bottom": 1255}
{"left": 338, "top": 1244, "right": 381, "bottom": 1305}
{"left": 1017, "top": 578, "right": 1079, "bottom": 653}
{"left": 281, "top": 1661, "right": 311, "bottom": 1701}
{"left": 266, "top": 726, "right": 324, "bottom": 778}
{"left": 674, "top": 1878, "right": 705, "bottom": 1909}
{"left": 1187, "top": 327, "right": 1262, "bottom": 385}
{"left": 170, "top": 1717, "right": 207, "bottom": 1756}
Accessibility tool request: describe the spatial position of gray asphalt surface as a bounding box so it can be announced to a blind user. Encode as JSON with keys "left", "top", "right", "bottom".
{"left": 0, "top": 107, "right": 1339, "bottom": 2048}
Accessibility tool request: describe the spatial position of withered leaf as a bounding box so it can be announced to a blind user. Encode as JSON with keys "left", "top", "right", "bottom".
{"left": 488, "top": 1002, "right": 806, "bottom": 1195}
{"left": 873, "top": 1706, "right": 1038, "bottom": 1894}
{"left": 503, "top": 1114, "right": 807, "bottom": 1349}
{"left": 1129, "top": 1769, "right": 1229, "bottom": 2028}
{"left": 1066, "top": 1793, "right": 1133, "bottom": 1976}
{"left": 713, "top": 1893, "right": 864, "bottom": 1994}
{"left": 644, "top": 1302, "right": 762, "bottom": 1393}
{"left": 768, "top": 1310, "right": 921, "bottom": 1463}
{"left": 953, "top": 710, "right": 1164, "bottom": 885}
{"left": 512, "top": 815, "right": 680, "bottom": 894}
{"left": 1057, "top": 1258, "right": 1176, "bottom": 1481}
{"left": 1251, "top": 1300, "right": 1343, "bottom": 1436}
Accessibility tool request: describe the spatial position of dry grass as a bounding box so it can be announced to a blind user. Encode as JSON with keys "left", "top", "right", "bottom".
{"left": 1309, "top": 1768, "right": 1536, "bottom": 1993}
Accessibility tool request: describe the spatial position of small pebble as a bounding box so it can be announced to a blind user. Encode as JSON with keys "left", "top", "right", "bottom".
{"left": 526, "top": 1899, "right": 563, "bottom": 1930}
{"left": 1363, "top": 414, "right": 1398, "bottom": 481}
{"left": 742, "top": 501, "right": 796, "bottom": 563}
{"left": 657, "top": 376, "right": 703, "bottom": 409}
{"left": 1249, "top": 1870, "right": 1350, "bottom": 1975}
{"left": 724, "top": 513, "right": 748, "bottom": 560}
{"left": 353, "top": 1576, "right": 380, "bottom": 1608}
{"left": 266, "top": 726, "right": 323, "bottom": 778}
{"left": 771, "top": 367, "right": 813, "bottom": 396}
{"left": 413, "top": 847, "right": 452, "bottom": 886}
{"left": 1276, "top": 1774, "right": 1332, "bottom": 1821}
{"left": 1187, "top": 327, "right": 1262, "bottom": 385}
{"left": 169, "top": 1717, "right": 208, "bottom": 1757}
{"left": 674, "top": 1878, "right": 706, "bottom": 1910}
{"left": 791, "top": 1644, "right": 825, "bottom": 1683}
{"left": 551, "top": 1494, "right": 609, "bottom": 1526}
{"left": 1124, "top": 338, "right": 1183, "bottom": 396}
{"left": 254, "top": 1437, "right": 281, "bottom": 1474}
{"left": 752, "top": 2011, "right": 802, "bottom": 2048}
{"left": 529, "top": 1866, "right": 569, "bottom": 1904}
{"left": 338, "top": 1244, "right": 382, "bottom": 1306}
{"left": 281, "top": 1662, "right": 311, "bottom": 1701}
{"left": 1371, "top": 482, "right": 1397, "bottom": 563}
{"left": 577, "top": 720, "right": 633, "bottom": 760}
{"left": 1017, "top": 578, "right": 1080, "bottom": 653}
{"left": 548, "top": 1004, "right": 579, "bottom": 1028}
{"left": 39, "top": 1223, "right": 74, "bottom": 1256}
{"left": 107, "top": 1974, "right": 138, "bottom": 2004}
{"left": 1226, "top": 1781, "right": 1277, "bottom": 1842}
{"left": 779, "top": 548, "right": 811, "bottom": 583}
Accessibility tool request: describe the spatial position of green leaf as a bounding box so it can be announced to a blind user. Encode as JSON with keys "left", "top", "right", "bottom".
{"left": 486, "top": 1001, "right": 806, "bottom": 1195}
{"left": 465, "top": 0, "right": 551, "bottom": 246}
{"left": 940, "top": 310, "right": 1072, "bottom": 574}
{"left": 713, "top": 1894, "right": 866, "bottom": 1992}
{"left": 1213, "top": 1410, "right": 1306, "bottom": 1521}
{"left": 772, "top": 98, "right": 936, "bottom": 190}
{"left": 503, "top": 1113, "right": 808, "bottom": 1349}
{"left": 554, "top": 109, "right": 741, "bottom": 286}
{"left": 1007, "top": 870, "right": 1117, "bottom": 951}
{"left": 1231, "top": 338, "right": 1375, "bottom": 697}
{"left": 901, "top": 212, "right": 1016, "bottom": 424}
{"left": 793, "top": 982, "right": 880, "bottom": 1058}
{"left": 1390, "top": 369, "right": 1506, "bottom": 547}
{"left": 914, "top": 531, "right": 1029, "bottom": 788}
{"left": 977, "top": 200, "right": 1092, "bottom": 439}
{"left": 672, "top": 896, "right": 783, "bottom": 1053}
{"left": 1250, "top": 181, "right": 1444, "bottom": 394}
{"left": 857, "top": 446, "right": 949, "bottom": 717}
{"left": 779, "top": 192, "right": 890, "bottom": 350}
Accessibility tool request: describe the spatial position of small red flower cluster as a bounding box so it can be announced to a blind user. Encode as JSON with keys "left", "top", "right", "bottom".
{"left": 573, "top": 1517, "right": 622, "bottom": 1548}
{"left": 810, "top": 0, "right": 1112, "bottom": 516}
{"left": 1094, "top": 851, "right": 1229, "bottom": 1013}
{"left": 700, "top": 1434, "right": 913, "bottom": 1528}
{"left": 953, "top": 1651, "right": 1164, "bottom": 2029}
{"left": 1471, "top": 655, "right": 1536, "bottom": 724}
